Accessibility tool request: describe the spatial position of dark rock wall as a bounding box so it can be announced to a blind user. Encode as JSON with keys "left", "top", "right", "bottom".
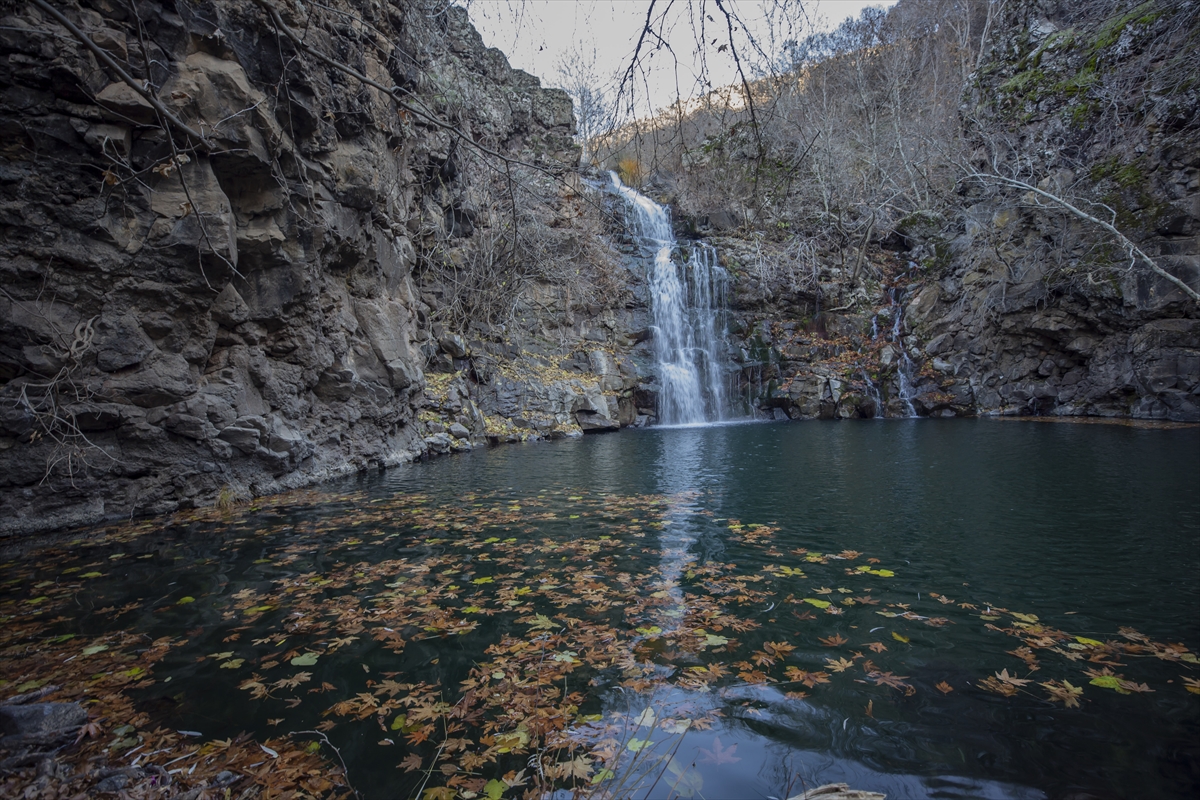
{"left": 0, "top": 0, "right": 604, "bottom": 535}
{"left": 708, "top": 0, "right": 1199, "bottom": 422}
{"left": 907, "top": 0, "right": 1200, "bottom": 420}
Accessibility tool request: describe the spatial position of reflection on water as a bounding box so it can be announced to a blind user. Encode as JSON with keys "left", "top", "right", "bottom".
{"left": 2, "top": 420, "right": 1197, "bottom": 800}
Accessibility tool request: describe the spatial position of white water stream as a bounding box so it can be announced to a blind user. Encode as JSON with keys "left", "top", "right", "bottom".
{"left": 610, "top": 173, "right": 731, "bottom": 425}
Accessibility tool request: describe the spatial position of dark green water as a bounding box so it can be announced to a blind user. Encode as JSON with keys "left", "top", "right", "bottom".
{"left": 5, "top": 419, "right": 1199, "bottom": 799}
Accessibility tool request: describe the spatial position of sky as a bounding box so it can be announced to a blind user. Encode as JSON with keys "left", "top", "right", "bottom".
{"left": 463, "top": 1, "right": 897, "bottom": 114}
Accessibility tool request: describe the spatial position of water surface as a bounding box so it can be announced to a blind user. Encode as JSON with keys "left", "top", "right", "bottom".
{"left": 4, "top": 419, "right": 1197, "bottom": 799}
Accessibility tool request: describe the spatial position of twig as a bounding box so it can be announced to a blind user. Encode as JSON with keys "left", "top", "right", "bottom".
{"left": 288, "top": 730, "right": 360, "bottom": 799}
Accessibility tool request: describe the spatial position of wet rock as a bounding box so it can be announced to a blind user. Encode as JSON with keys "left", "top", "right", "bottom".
{"left": 95, "top": 773, "right": 130, "bottom": 792}
{"left": 787, "top": 783, "right": 885, "bottom": 800}
{"left": 0, "top": 702, "right": 86, "bottom": 745}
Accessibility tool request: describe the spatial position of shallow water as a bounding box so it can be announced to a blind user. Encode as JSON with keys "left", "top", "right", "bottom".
{"left": 4, "top": 419, "right": 1198, "bottom": 799}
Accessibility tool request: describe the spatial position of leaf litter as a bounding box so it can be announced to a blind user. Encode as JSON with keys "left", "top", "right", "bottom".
{"left": 0, "top": 485, "right": 1196, "bottom": 799}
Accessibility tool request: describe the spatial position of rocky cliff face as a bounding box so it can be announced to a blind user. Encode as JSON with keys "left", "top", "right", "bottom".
{"left": 905, "top": 0, "right": 1200, "bottom": 420}
{"left": 696, "top": 0, "right": 1199, "bottom": 423}
{"left": 0, "top": 0, "right": 650, "bottom": 536}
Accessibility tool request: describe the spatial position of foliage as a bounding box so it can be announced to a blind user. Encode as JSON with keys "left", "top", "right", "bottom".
{"left": 2, "top": 482, "right": 1196, "bottom": 798}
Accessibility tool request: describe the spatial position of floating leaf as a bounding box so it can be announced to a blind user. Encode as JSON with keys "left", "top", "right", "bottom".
{"left": 633, "top": 708, "right": 656, "bottom": 728}
{"left": 892, "top": 632, "right": 911, "bottom": 644}
{"left": 626, "top": 738, "right": 651, "bottom": 752}
{"left": 81, "top": 644, "right": 109, "bottom": 656}
{"left": 494, "top": 728, "right": 529, "bottom": 753}
{"left": 803, "top": 598, "right": 831, "bottom": 609}
{"left": 660, "top": 718, "right": 691, "bottom": 734}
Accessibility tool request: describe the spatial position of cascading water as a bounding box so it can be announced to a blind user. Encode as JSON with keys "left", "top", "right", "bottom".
{"left": 610, "top": 172, "right": 731, "bottom": 425}
{"left": 887, "top": 286, "right": 918, "bottom": 418}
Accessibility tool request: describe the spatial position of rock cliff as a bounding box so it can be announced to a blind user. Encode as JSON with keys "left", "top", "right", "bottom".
{"left": 682, "top": 0, "right": 1199, "bottom": 423}
{"left": 0, "top": 0, "right": 648, "bottom": 536}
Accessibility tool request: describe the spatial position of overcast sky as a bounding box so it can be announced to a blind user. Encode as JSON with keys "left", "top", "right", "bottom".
{"left": 463, "top": 1, "right": 896, "bottom": 113}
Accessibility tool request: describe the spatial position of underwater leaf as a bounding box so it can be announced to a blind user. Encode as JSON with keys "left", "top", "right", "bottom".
{"left": 626, "top": 738, "right": 651, "bottom": 752}
{"left": 591, "top": 768, "right": 616, "bottom": 784}
{"left": 176, "top": 596, "right": 195, "bottom": 604}
{"left": 81, "top": 644, "right": 109, "bottom": 656}
{"left": 697, "top": 735, "right": 740, "bottom": 765}
{"left": 290, "top": 652, "right": 319, "bottom": 667}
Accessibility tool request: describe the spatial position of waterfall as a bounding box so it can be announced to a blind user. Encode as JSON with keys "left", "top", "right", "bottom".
{"left": 610, "top": 173, "right": 730, "bottom": 425}
{"left": 887, "top": 286, "right": 918, "bottom": 418}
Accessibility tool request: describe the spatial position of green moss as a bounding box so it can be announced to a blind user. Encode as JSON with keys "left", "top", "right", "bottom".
{"left": 999, "top": 67, "right": 1046, "bottom": 97}
{"left": 919, "top": 239, "right": 952, "bottom": 277}
{"left": 1090, "top": 1, "right": 1160, "bottom": 53}
{"left": 1090, "top": 156, "right": 1146, "bottom": 189}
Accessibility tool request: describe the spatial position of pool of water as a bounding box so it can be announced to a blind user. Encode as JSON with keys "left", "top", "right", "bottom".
{"left": 4, "top": 419, "right": 1198, "bottom": 799}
